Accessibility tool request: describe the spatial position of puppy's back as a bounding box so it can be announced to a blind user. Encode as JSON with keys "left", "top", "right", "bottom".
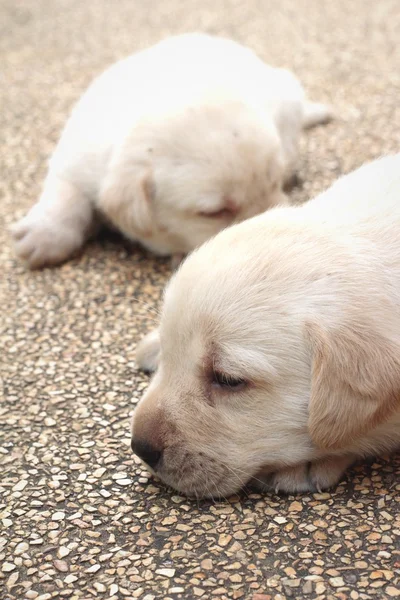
{"left": 304, "top": 154, "right": 400, "bottom": 227}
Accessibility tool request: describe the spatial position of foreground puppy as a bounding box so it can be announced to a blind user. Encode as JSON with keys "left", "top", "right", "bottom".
{"left": 11, "top": 33, "right": 331, "bottom": 268}
{"left": 132, "top": 154, "right": 400, "bottom": 498}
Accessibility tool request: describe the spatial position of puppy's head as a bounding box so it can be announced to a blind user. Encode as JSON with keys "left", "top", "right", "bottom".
{"left": 132, "top": 212, "right": 400, "bottom": 497}
{"left": 100, "top": 100, "right": 287, "bottom": 256}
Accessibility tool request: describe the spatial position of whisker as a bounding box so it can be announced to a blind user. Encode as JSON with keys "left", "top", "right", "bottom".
{"left": 226, "top": 463, "right": 267, "bottom": 489}
{"left": 175, "top": 469, "right": 186, "bottom": 496}
{"left": 212, "top": 480, "right": 229, "bottom": 504}
{"left": 204, "top": 474, "right": 216, "bottom": 504}
{"left": 130, "top": 296, "right": 161, "bottom": 323}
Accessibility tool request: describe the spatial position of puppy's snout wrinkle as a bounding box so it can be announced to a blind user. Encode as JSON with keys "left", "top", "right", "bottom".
{"left": 131, "top": 438, "right": 163, "bottom": 470}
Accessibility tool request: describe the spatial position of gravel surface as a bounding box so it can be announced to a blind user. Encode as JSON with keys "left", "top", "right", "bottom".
{"left": 1, "top": 1, "right": 400, "bottom": 599}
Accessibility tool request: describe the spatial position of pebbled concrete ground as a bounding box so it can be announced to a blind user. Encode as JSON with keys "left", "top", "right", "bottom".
{"left": 1, "top": 1, "right": 399, "bottom": 599}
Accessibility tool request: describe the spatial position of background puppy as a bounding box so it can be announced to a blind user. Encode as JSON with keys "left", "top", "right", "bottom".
{"left": 11, "top": 33, "right": 331, "bottom": 268}
{"left": 133, "top": 154, "right": 400, "bottom": 498}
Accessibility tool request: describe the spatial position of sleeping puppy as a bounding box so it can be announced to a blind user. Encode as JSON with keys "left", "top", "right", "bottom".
{"left": 11, "top": 33, "right": 331, "bottom": 268}
{"left": 132, "top": 154, "right": 400, "bottom": 498}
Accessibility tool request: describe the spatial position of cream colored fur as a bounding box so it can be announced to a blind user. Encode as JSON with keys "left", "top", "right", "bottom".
{"left": 11, "top": 33, "right": 330, "bottom": 268}
{"left": 133, "top": 154, "right": 400, "bottom": 497}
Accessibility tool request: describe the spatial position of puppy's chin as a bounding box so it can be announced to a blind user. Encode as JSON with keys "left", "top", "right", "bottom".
{"left": 141, "top": 446, "right": 255, "bottom": 499}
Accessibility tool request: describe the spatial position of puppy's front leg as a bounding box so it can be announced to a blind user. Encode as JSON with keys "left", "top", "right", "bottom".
{"left": 136, "top": 329, "right": 161, "bottom": 373}
{"left": 11, "top": 175, "right": 94, "bottom": 269}
{"left": 255, "top": 455, "right": 355, "bottom": 494}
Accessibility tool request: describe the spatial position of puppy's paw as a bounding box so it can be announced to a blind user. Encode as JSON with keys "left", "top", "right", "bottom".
{"left": 255, "top": 455, "right": 354, "bottom": 494}
{"left": 136, "top": 329, "right": 161, "bottom": 373}
{"left": 11, "top": 208, "right": 83, "bottom": 269}
{"left": 302, "top": 102, "right": 334, "bottom": 129}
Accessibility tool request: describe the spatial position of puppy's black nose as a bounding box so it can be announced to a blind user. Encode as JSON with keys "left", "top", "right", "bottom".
{"left": 131, "top": 438, "right": 162, "bottom": 470}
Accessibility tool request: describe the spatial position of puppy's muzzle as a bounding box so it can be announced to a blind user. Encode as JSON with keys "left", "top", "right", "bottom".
{"left": 131, "top": 438, "right": 163, "bottom": 470}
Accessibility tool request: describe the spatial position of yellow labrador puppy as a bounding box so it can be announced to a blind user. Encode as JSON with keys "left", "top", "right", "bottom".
{"left": 11, "top": 33, "right": 330, "bottom": 268}
{"left": 132, "top": 154, "right": 400, "bottom": 498}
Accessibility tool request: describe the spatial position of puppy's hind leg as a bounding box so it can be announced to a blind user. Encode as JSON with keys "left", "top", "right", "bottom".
{"left": 11, "top": 175, "right": 94, "bottom": 269}
{"left": 302, "top": 102, "right": 334, "bottom": 129}
{"left": 136, "top": 329, "right": 161, "bottom": 374}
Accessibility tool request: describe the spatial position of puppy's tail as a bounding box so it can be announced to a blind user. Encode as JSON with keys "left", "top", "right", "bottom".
{"left": 302, "top": 102, "right": 333, "bottom": 129}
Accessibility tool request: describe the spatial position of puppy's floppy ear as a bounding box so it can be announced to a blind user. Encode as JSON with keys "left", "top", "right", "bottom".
{"left": 306, "top": 321, "right": 400, "bottom": 450}
{"left": 99, "top": 166, "right": 154, "bottom": 236}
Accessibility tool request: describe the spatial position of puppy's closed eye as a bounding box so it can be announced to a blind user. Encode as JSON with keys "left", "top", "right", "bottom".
{"left": 198, "top": 207, "right": 235, "bottom": 219}
{"left": 211, "top": 370, "right": 248, "bottom": 391}
{"left": 198, "top": 196, "right": 239, "bottom": 220}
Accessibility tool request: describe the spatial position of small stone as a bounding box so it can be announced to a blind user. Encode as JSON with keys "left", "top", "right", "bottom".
{"left": 382, "top": 535, "right": 393, "bottom": 544}
{"left": 110, "top": 584, "right": 119, "bottom": 595}
{"left": 2, "top": 562, "right": 16, "bottom": 572}
{"left": 371, "top": 571, "right": 384, "bottom": 579}
{"left": 93, "top": 468, "right": 107, "bottom": 477}
{"left": 285, "top": 579, "right": 301, "bottom": 587}
{"left": 201, "top": 559, "right": 213, "bottom": 570}
{"left": 330, "top": 577, "right": 345, "bottom": 587}
{"left": 99, "top": 553, "right": 113, "bottom": 561}
{"left": 156, "top": 568, "right": 176, "bottom": 577}
{"left": 315, "top": 583, "right": 326, "bottom": 595}
{"left": 386, "top": 588, "right": 400, "bottom": 598}
{"left": 355, "top": 561, "right": 368, "bottom": 569}
{"left": 218, "top": 534, "right": 232, "bottom": 547}
{"left": 288, "top": 501, "right": 302, "bottom": 512}
{"left": 54, "top": 560, "right": 68, "bottom": 572}
{"left": 171, "top": 550, "right": 186, "bottom": 559}
{"left": 274, "top": 516, "right": 287, "bottom": 524}
{"left": 116, "top": 479, "right": 133, "bottom": 486}
{"left": 12, "top": 480, "right": 28, "bottom": 492}
{"left": 380, "top": 511, "right": 393, "bottom": 521}
{"left": 52, "top": 511, "right": 65, "bottom": 521}
{"left": 57, "top": 546, "right": 70, "bottom": 558}
{"left": 44, "top": 417, "right": 56, "bottom": 426}
{"left": 161, "top": 516, "right": 177, "bottom": 526}
{"left": 86, "top": 564, "right": 101, "bottom": 573}
{"left": 113, "top": 472, "right": 128, "bottom": 479}
{"left": 65, "top": 574, "right": 78, "bottom": 584}
{"left": 6, "top": 571, "right": 19, "bottom": 587}
{"left": 94, "top": 582, "right": 106, "bottom": 592}
{"left": 15, "top": 542, "right": 29, "bottom": 555}
{"left": 303, "top": 581, "right": 313, "bottom": 594}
